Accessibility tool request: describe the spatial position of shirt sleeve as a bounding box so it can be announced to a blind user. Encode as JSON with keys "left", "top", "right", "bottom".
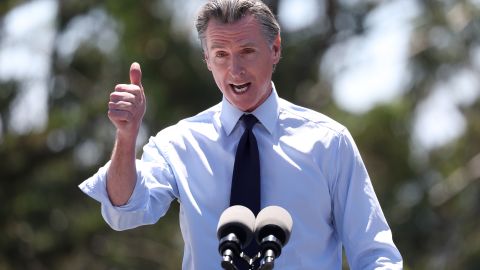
{"left": 78, "top": 136, "right": 179, "bottom": 231}
{"left": 332, "top": 129, "right": 403, "bottom": 270}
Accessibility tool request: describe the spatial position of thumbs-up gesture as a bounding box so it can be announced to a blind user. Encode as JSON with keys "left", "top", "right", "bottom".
{"left": 108, "top": 62, "right": 146, "bottom": 139}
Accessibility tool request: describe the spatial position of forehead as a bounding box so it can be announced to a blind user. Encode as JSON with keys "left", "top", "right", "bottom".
{"left": 205, "top": 14, "right": 267, "bottom": 48}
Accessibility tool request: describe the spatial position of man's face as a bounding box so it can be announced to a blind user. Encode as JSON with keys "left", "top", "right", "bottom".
{"left": 204, "top": 14, "right": 281, "bottom": 112}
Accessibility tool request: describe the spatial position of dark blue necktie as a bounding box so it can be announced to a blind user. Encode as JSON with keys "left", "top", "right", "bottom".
{"left": 230, "top": 114, "right": 261, "bottom": 269}
{"left": 230, "top": 114, "right": 260, "bottom": 214}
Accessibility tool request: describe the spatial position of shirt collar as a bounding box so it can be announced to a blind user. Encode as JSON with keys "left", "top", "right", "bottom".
{"left": 220, "top": 82, "right": 279, "bottom": 136}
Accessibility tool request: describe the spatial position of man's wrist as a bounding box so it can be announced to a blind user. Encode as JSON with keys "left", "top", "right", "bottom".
{"left": 115, "top": 129, "right": 138, "bottom": 148}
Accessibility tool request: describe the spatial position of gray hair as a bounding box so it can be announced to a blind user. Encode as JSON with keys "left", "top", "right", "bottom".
{"left": 195, "top": 0, "right": 281, "bottom": 50}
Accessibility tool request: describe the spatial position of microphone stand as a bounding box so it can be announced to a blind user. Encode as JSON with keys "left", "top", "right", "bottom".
{"left": 256, "top": 235, "right": 282, "bottom": 270}
{"left": 220, "top": 251, "right": 259, "bottom": 270}
{"left": 221, "top": 235, "right": 282, "bottom": 270}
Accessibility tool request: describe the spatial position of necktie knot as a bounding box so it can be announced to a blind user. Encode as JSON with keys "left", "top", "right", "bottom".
{"left": 242, "top": 114, "right": 258, "bottom": 131}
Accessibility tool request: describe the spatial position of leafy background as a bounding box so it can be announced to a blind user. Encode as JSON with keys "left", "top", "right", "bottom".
{"left": 1, "top": 0, "right": 479, "bottom": 269}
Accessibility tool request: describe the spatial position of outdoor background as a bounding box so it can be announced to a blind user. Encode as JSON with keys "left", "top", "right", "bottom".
{"left": 1, "top": 0, "right": 479, "bottom": 269}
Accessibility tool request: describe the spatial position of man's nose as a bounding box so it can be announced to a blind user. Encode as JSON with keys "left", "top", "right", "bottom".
{"left": 229, "top": 55, "right": 245, "bottom": 77}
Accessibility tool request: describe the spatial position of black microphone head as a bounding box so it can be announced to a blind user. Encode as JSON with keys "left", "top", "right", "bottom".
{"left": 217, "top": 205, "right": 256, "bottom": 247}
{"left": 254, "top": 206, "right": 293, "bottom": 246}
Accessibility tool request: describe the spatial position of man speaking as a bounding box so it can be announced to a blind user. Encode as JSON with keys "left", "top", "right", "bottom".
{"left": 79, "top": 0, "right": 403, "bottom": 269}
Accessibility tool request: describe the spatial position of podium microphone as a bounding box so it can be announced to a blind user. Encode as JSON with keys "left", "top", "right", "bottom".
{"left": 254, "top": 206, "right": 293, "bottom": 270}
{"left": 217, "top": 205, "right": 256, "bottom": 270}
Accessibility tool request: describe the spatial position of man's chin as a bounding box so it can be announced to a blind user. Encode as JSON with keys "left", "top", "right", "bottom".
{"left": 235, "top": 100, "right": 258, "bottom": 112}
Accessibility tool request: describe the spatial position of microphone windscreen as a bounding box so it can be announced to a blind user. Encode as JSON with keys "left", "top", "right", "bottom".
{"left": 255, "top": 206, "right": 293, "bottom": 245}
{"left": 217, "top": 205, "right": 256, "bottom": 246}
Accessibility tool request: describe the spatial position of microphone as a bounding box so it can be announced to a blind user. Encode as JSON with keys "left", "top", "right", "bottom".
{"left": 254, "top": 206, "right": 293, "bottom": 270}
{"left": 217, "top": 205, "right": 256, "bottom": 270}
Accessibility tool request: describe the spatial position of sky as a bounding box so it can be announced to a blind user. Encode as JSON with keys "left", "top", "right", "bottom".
{"left": 0, "top": 0, "right": 57, "bottom": 134}
{"left": 1, "top": 0, "right": 479, "bottom": 151}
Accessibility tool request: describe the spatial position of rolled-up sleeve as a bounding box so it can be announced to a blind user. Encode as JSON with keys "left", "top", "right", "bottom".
{"left": 332, "top": 129, "right": 403, "bottom": 270}
{"left": 78, "top": 136, "right": 179, "bottom": 231}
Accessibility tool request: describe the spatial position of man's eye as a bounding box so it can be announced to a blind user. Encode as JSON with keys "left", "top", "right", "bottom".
{"left": 215, "top": 52, "right": 227, "bottom": 58}
{"left": 243, "top": 48, "right": 255, "bottom": 54}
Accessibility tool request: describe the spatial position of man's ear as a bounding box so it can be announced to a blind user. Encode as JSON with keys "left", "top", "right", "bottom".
{"left": 204, "top": 52, "right": 212, "bottom": 71}
{"left": 272, "top": 34, "right": 281, "bottom": 64}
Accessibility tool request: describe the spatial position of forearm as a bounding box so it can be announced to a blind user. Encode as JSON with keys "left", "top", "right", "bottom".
{"left": 107, "top": 131, "right": 138, "bottom": 206}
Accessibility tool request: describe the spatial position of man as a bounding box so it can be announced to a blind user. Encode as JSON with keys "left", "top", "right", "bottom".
{"left": 79, "top": 0, "right": 403, "bottom": 269}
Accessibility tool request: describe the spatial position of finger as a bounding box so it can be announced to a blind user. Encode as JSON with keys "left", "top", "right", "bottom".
{"left": 115, "top": 84, "right": 141, "bottom": 93}
{"left": 113, "top": 85, "right": 142, "bottom": 107}
{"left": 108, "top": 108, "right": 133, "bottom": 122}
{"left": 129, "top": 62, "right": 142, "bottom": 87}
{"left": 110, "top": 90, "right": 137, "bottom": 103}
{"left": 108, "top": 101, "right": 135, "bottom": 111}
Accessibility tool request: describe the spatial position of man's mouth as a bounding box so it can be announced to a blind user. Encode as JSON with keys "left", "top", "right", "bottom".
{"left": 230, "top": 83, "right": 251, "bottom": 94}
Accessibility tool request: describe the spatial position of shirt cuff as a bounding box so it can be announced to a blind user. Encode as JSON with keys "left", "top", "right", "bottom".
{"left": 78, "top": 160, "right": 149, "bottom": 212}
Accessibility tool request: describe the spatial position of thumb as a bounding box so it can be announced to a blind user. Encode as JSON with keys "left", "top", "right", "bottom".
{"left": 129, "top": 62, "right": 142, "bottom": 87}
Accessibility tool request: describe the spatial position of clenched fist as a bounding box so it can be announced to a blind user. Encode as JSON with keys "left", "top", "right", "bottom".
{"left": 108, "top": 62, "right": 146, "bottom": 139}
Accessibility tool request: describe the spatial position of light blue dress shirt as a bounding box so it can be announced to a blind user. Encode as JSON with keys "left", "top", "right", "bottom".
{"left": 79, "top": 84, "right": 403, "bottom": 269}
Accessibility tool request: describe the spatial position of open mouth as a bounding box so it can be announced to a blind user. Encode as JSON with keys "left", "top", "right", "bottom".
{"left": 230, "top": 83, "right": 251, "bottom": 94}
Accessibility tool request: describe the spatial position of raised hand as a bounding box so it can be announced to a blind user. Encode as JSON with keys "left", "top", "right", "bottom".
{"left": 106, "top": 62, "right": 146, "bottom": 206}
{"left": 108, "top": 62, "right": 146, "bottom": 140}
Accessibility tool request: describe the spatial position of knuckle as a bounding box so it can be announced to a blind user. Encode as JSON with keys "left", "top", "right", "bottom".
{"left": 114, "top": 84, "right": 125, "bottom": 91}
